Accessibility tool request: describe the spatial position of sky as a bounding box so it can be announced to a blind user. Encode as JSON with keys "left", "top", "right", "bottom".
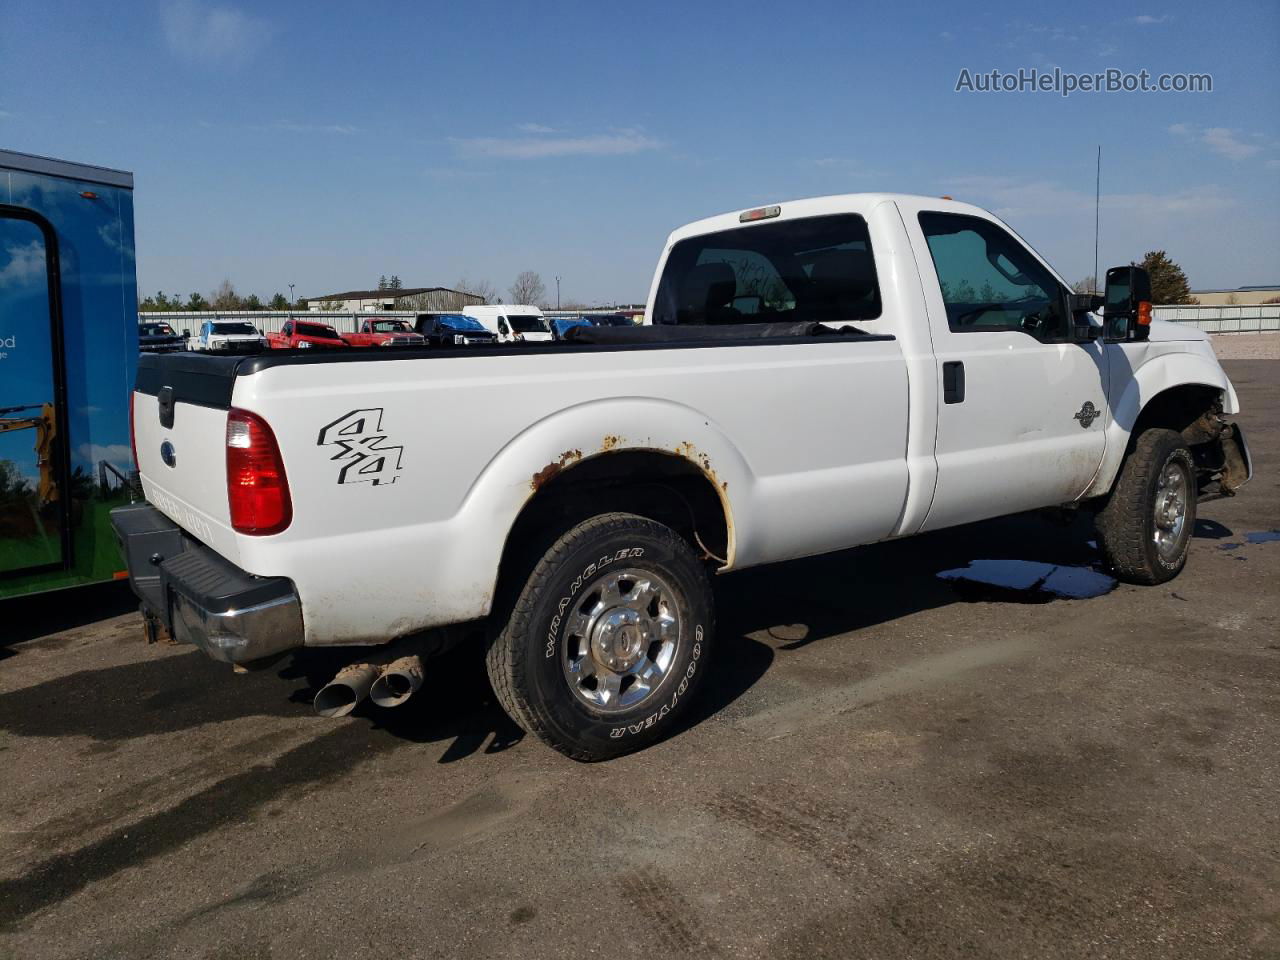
{"left": 3, "top": 0, "right": 1277, "bottom": 304}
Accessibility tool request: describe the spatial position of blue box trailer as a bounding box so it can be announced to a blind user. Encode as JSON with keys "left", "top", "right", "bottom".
{"left": 1, "top": 149, "right": 139, "bottom": 598}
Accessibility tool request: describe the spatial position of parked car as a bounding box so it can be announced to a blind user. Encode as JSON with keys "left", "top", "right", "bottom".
{"left": 193, "top": 320, "right": 269, "bottom": 354}
{"left": 414, "top": 313, "right": 499, "bottom": 346}
{"left": 137, "top": 321, "right": 187, "bottom": 353}
{"left": 265, "top": 319, "right": 349, "bottom": 350}
{"left": 462, "top": 304, "right": 552, "bottom": 343}
{"left": 341, "top": 318, "right": 426, "bottom": 348}
{"left": 588, "top": 313, "right": 637, "bottom": 327}
{"left": 551, "top": 314, "right": 640, "bottom": 340}
{"left": 550, "top": 316, "right": 591, "bottom": 340}
{"left": 115, "top": 192, "right": 1252, "bottom": 762}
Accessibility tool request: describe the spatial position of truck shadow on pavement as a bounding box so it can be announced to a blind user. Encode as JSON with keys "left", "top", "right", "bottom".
{"left": 0, "top": 507, "right": 1233, "bottom": 751}
{"left": 0, "top": 506, "right": 1242, "bottom": 931}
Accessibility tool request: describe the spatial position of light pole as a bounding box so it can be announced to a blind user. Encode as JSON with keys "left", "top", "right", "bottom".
{"left": 288, "top": 283, "right": 295, "bottom": 318}
{"left": 555, "top": 275, "right": 561, "bottom": 311}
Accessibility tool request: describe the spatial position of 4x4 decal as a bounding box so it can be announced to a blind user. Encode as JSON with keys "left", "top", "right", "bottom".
{"left": 317, "top": 409, "right": 403, "bottom": 485}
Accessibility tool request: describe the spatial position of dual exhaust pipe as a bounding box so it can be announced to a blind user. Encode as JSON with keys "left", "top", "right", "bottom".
{"left": 313, "top": 655, "right": 425, "bottom": 718}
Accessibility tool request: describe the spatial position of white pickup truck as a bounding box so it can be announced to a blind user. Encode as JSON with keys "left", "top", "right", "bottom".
{"left": 112, "top": 193, "right": 1252, "bottom": 760}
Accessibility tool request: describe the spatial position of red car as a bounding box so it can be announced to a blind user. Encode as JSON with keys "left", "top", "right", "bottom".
{"left": 341, "top": 318, "right": 426, "bottom": 348}
{"left": 266, "top": 320, "right": 350, "bottom": 350}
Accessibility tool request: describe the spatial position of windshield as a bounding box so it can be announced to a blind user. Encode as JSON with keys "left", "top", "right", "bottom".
{"left": 369, "top": 320, "right": 410, "bottom": 333}
{"left": 212, "top": 322, "right": 258, "bottom": 335}
{"left": 652, "top": 214, "right": 881, "bottom": 326}
{"left": 141, "top": 323, "right": 176, "bottom": 336}
{"left": 297, "top": 323, "right": 342, "bottom": 340}
{"left": 508, "top": 314, "right": 549, "bottom": 333}
{"left": 440, "top": 315, "right": 486, "bottom": 332}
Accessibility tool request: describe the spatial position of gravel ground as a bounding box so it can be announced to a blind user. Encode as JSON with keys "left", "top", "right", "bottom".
{"left": 1, "top": 360, "right": 1277, "bottom": 960}
{"left": 1210, "top": 333, "right": 1280, "bottom": 360}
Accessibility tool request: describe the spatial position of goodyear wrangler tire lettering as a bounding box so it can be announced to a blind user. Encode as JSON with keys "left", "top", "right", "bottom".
{"left": 486, "top": 514, "right": 713, "bottom": 761}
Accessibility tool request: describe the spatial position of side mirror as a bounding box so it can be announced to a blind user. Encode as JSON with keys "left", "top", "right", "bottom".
{"left": 1069, "top": 293, "right": 1104, "bottom": 314}
{"left": 1103, "top": 266, "right": 1153, "bottom": 342}
{"left": 182, "top": 328, "right": 191, "bottom": 338}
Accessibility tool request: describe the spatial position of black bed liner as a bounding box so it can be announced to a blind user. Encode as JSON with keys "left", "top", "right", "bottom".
{"left": 134, "top": 322, "right": 895, "bottom": 409}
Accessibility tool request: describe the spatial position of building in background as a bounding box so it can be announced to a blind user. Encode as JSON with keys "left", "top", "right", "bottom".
{"left": 1189, "top": 285, "right": 1280, "bottom": 306}
{"left": 306, "top": 286, "right": 486, "bottom": 313}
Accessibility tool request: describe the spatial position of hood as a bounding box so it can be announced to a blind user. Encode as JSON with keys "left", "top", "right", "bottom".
{"left": 1146, "top": 318, "right": 1209, "bottom": 343}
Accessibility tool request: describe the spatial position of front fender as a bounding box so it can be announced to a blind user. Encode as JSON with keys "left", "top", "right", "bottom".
{"left": 1085, "top": 349, "right": 1233, "bottom": 498}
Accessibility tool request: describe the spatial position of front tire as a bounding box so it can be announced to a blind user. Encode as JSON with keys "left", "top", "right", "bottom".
{"left": 1096, "top": 428, "right": 1197, "bottom": 585}
{"left": 486, "top": 512, "right": 715, "bottom": 761}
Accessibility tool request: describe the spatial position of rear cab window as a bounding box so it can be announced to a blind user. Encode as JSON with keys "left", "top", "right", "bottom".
{"left": 652, "top": 214, "right": 881, "bottom": 327}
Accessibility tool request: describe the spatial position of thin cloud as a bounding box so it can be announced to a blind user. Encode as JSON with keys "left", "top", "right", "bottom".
{"left": 451, "top": 130, "right": 661, "bottom": 159}
{"left": 1201, "top": 127, "right": 1262, "bottom": 160}
{"left": 942, "top": 175, "right": 1236, "bottom": 219}
{"left": 1170, "top": 123, "right": 1263, "bottom": 161}
{"left": 517, "top": 123, "right": 556, "bottom": 134}
{"left": 161, "top": 0, "right": 273, "bottom": 66}
{"left": 1128, "top": 14, "right": 1167, "bottom": 24}
{"left": 0, "top": 109, "right": 13, "bottom": 120}
{"left": 274, "top": 120, "right": 359, "bottom": 135}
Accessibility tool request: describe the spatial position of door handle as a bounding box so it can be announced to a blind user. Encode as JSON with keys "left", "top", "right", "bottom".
{"left": 943, "top": 361, "right": 965, "bottom": 404}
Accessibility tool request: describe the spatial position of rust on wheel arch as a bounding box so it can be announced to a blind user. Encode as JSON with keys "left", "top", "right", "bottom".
{"left": 529, "top": 449, "right": 584, "bottom": 492}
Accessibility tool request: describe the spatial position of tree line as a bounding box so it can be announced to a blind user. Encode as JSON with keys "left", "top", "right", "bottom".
{"left": 139, "top": 282, "right": 293, "bottom": 312}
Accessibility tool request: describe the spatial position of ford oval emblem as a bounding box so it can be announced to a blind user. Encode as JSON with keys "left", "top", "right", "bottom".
{"left": 160, "top": 440, "right": 177, "bottom": 467}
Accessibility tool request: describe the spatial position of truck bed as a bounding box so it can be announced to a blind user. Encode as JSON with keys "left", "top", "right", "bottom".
{"left": 132, "top": 324, "right": 907, "bottom": 644}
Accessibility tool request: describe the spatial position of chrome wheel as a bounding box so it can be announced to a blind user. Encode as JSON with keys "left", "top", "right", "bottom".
{"left": 560, "top": 568, "right": 682, "bottom": 714}
{"left": 1153, "top": 460, "right": 1191, "bottom": 561}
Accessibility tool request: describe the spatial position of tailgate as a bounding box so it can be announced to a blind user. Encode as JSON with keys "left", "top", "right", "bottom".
{"left": 133, "top": 352, "right": 243, "bottom": 562}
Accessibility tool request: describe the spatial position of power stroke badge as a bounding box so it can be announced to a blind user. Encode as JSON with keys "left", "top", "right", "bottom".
{"left": 318, "top": 408, "right": 404, "bottom": 485}
{"left": 1073, "top": 401, "right": 1100, "bottom": 429}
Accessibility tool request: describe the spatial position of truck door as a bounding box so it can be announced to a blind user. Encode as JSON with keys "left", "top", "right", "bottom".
{"left": 0, "top": 208, "right": 70, "bottom": 576}
{"left": 904, "top": 207, "right": 1108, "bottom": 531}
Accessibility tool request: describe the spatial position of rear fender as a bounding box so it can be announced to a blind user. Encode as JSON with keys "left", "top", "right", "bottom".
{"left": 447, "top": 397, "right": 750, "bottom": 618}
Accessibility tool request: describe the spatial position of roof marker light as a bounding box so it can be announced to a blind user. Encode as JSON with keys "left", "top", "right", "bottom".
{"left": 739, "top": 205, "right": 781, "bottom": 223}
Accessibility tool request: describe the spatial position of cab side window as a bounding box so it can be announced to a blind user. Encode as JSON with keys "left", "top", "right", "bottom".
{"left": 919, "top": 212, "right": 1067, "bottom": 341}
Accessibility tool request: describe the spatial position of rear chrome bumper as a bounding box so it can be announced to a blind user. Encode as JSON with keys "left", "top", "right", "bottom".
{"left": 109, "top": 502, "right": 304, "bottom": 664}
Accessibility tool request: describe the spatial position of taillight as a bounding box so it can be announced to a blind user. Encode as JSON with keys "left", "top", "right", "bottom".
{"left": 129, "top": 391, "right": 138, "bottom": 468}
{"left": 226, "top": 408, "right": 292, "bottom": 535}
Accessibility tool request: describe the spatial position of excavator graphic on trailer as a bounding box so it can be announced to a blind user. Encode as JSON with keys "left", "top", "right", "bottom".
{"left": 0, "top": 403, "right": 58, "bottom": 507}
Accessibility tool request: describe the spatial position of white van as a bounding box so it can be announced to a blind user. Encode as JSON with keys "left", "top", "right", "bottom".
{"left": 462, "top": 304, "right": 553, "bottom": 343}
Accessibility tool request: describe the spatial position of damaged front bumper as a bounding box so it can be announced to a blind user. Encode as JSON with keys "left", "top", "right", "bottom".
{"left": 109, "top": 502, "right": 304, "bottom": 665}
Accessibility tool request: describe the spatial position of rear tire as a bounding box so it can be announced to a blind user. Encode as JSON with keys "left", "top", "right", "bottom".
{"left": 486, "top": 512, "right": 714, "bottom": 761}
{"left": 1095, "top": 428, "right": 1197, "bottom": 585}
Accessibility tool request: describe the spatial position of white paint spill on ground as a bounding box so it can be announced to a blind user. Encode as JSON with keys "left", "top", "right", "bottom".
{"left": 937, "top": 559, "right": 1117, "bottom": 600}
